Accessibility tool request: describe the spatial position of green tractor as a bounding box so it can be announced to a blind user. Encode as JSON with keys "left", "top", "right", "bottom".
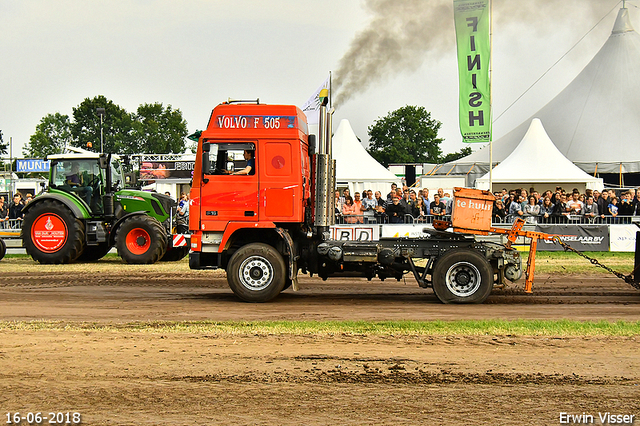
{"left": 21, "top": 151, "right": 189, "bottom": 264}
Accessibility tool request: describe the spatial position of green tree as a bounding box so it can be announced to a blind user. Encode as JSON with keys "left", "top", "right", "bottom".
{"left": 71, "top": 95, "right": 135, "bottom": 154}
{"left": 133, "top": 103, "right": 188, "bottom": 153}
{"left": 440, "top": 146, "right": 472, "bottom": 163}
{"left": 23, "top": 113, "right": 72, "bottom": 158}
{"left": 0, "top": 130, "right": 7, "bottom": 156}
{"left": 366, "top": 105, "right": 443, "bottom": 167}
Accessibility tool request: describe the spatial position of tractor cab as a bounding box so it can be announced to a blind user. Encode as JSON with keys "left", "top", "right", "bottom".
{"left": 48, "top": 153, "right": 123, "bottom": 215}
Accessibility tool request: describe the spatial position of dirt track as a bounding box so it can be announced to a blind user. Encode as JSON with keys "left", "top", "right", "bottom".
{"left": 1, "top": 259, "right": 639, "bottom": 425}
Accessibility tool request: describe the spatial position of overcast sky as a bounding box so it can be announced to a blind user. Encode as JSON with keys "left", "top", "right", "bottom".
{"left": 0, "top": 0, "right": 627, "bottom": 159}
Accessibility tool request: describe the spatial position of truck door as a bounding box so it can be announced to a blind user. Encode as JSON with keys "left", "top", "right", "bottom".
{"left": 200, "top": 142, "right": 259, "bottom": 223}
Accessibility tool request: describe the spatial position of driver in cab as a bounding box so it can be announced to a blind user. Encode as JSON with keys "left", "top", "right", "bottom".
{"left": 224, "top": 150, "right": 255, "bottom": 175}
{"left": 66, "top": 163, "right": 93, "bottom": 205}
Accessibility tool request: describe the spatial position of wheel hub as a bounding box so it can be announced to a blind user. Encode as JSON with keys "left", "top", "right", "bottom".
{"left": 239, "top": 256, "right": 273, "bottom": 291}
{"left": 136, "top": 236, "right": 147, "bottom": 247}
{"left": 445, "top": 262, "right": 481, "bottom": 297}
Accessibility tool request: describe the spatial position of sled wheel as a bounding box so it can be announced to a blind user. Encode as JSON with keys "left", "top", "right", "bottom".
{"left": 432, "top": 248, "right": 494, "bottom": 304}
{"left": 227, "top": 243, "right": 286, "bottom": 302}
{"left": 116, "top": 215, "right": 167, "bottom": 264}
{"left": 22, "top": 199, "right": 85, "bottom": 264}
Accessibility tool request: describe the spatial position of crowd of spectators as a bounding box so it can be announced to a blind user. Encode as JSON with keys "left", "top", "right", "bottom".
{"left": 492, "top": 186, "right": 640, "bottom": 224}
{"left": 334, "top": 184, "right": 640, "bottom": 225}
{"left": 0, "top": 192, "right": 31, "bottom": 229}
{"left": 335, "top": 184, "right": 455, "bottom": 224}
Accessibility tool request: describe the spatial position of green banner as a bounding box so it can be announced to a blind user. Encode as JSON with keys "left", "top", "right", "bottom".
{"left": 454, "top": 0, "right": 491, "bottom": 143}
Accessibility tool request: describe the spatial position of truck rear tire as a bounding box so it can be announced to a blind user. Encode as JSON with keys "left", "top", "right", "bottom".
{"left": 0, "top": 238, "right": 5, "bottom": 261}
{"left": 227, "top": 243, "right": 286, "bottom": 302}
{"left": 116, "top": 215, "right": 167, "bottom": 264}
{"left": 22, "top": 200, "right": 86, "bottom": 264}
{"left": 431, "top": 248, "right": 493, "bottom": 304}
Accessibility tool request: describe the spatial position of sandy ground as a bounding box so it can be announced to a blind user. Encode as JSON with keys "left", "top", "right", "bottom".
{"left": 1, "top": 259, "right": 639, "bottom": 425}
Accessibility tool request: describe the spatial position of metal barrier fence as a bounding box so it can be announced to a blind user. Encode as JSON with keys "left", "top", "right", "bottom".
{"left": 335, "top": 213, "right": 640, "bottom": 226}
{"left": 0, "top": 219, "right": 23, "bottom": 230}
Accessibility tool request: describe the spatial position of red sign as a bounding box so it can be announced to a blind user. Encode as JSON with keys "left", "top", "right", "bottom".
{"left": 31, "top": 213, "right": 68, "bottom": 252}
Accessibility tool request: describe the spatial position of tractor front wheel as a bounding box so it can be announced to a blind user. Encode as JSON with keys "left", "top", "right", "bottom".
{"left": 116, "top": 215, "right": 167, "bottom": 264}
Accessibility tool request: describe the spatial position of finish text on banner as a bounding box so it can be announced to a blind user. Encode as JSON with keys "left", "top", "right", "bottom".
{"left": 454, "top": 0, "right": 491, "bottom": 143}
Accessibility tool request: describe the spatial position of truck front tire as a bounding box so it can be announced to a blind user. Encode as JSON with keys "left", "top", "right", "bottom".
{"left": 22, "top": 200, "right": 86, "bottom": 264}
{"left": 432, "top": 248, "right": 493, "bottom": 304}
{"left": 116, "top": 215, "right": 167, "bottom": 264}
{"left": 227, "top": 243, "right": 286, "bottom": 302}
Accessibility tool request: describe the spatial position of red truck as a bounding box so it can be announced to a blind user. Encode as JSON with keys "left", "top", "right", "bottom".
{"left": 188, "top": 97, "right": 525, "bottom": 303}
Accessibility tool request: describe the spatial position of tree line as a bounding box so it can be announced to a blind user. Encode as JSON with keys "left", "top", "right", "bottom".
{"left": 14, "top": 100, "right": 470, "bottom": 164}
{"left": 23, "top": 95, "right": 189, "bottom": 158}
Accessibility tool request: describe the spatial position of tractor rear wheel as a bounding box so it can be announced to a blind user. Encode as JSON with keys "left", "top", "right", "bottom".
{"left": 116, "top": 215, "right": 167, "bottom": 264}
{"left": 22, "top": 200, "right": 86, "bottom": 264}
{"left": 227, "top": 243, "right": 286, "bottom": 302}
{"left": 431, "top": 248, "right": 494, "bottom": 304}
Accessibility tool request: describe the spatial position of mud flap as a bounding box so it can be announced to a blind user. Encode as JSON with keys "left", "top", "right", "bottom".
{"left": 276, "top": 227, "right": 299, "bottom": 291}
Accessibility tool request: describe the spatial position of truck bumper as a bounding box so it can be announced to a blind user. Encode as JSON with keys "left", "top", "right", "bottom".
{"left": 189, "top": 251, "right": 222, "bottom": 270}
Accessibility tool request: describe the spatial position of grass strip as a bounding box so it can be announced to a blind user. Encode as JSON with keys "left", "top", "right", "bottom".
{"left": 0, "top": 319, "right": 638, "bottom": 336}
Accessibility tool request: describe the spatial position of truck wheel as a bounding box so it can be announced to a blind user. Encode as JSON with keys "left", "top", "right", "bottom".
{"left": 227, "top": 243, "right": 286, "bottom": 302}
{"left": 22, "top": 200, "right": 85, "bottom": 264}
{"left": 160, "top": 245, "right": 189, "bottom": 262}
{"left": 77, "top": 242, "right": 112, "bottom": 262}
{"left": 0, "top": 238, "right": 6, "bottom": 261}
{"left": 116, "top": 215, "right": 167, "bottom": 264}
{"left": 431, "top": 248, "right": 493, "bottom": 304}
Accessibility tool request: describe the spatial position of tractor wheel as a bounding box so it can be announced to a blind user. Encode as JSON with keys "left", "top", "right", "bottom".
{"left": 22, "top": 200, "right": 85, "bottom": 264}
{"left": 431, "top": 248, "right": 494, "bottom": 304}
{"left": 116, "top": 215, "right": 167, "bottom": 264}
{"left": 77, "top": 242, "right": 112, "bottom": 262}
{"left": 160, "top": 245, "right": 189, "bottom": 262}
{"left": 0, "top": 238, "right": 6, "bottom": 261}
{"left": 227, "top": 243, "right": 286, "bottom": 302}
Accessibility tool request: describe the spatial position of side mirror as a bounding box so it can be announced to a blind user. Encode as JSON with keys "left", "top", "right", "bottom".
{"left": 308, "top": 135, "right": 316, "bottom": 155}
{"left": 202, "top": 152, "right": 211, "bottom": 175}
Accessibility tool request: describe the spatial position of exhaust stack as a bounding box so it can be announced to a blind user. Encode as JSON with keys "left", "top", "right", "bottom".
{"left": 313, "top": 89, "right": 335, "bottom": 236}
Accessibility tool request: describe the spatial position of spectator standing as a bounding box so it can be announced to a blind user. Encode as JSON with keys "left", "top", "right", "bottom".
{"left": 430, "top": 194, "right": 446, "bottom": 217}
{"left": 553, "top": 193, "right": 570, "bottom": 223}
{"left": 618, "top": 191, "right": 634, "bottom": 222}
{"left": 540, "top": 196, "right": 555, "bottom": 223}
{"left": 8, "top": 193, "right": 25, "bottom": 226}
{"left": 385, "top": 195, "right": 405, "bottom": 224}
{"left": 176, "top": 196, "right": 189, "bottom": 234}
{"left": 374, "top": 191, "right": 387, "bottom": 223}
{"left": 508, "top": 195, "right": 524, "bottom": 222}
{"left": 362, "top": 190, "right": 377, "bottom": 223}
{"left": 0, "top": 196, "right": 7, "bottom": 228}
{"left": 415, "top": 197, "right": 428, "bottom": 222}
{"left": 608, "top": 197, "right": 619, "bottom": 223}
{"left": 583, "top": 195, "right": 599, "bottom": 223}
{"left": 597, "top": 190, "right": 610, "bottom": 218}
{"left": 567, "top": 191, "right": 584, "bottom": 218}
{"left": 492, "top": 199, "right": 506, "bottom": 223}
{"left": 341, "top": 196, "right": 357, "bottom": 224}
{"left": 523, "top": 195, "right": 541, "bottom": 224}
{"left": 386, "top": 184, "right": 397, "bottom": 203}
{"left": 407, "top": 190, "right": 420, "bottom": 219}
{"left": 352, "top": 192, "right": 364, "bottom": 224}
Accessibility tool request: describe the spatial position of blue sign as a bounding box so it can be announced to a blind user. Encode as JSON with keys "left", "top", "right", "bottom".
{"left": 16, "top": 159, "right": 50, "bottom": 173}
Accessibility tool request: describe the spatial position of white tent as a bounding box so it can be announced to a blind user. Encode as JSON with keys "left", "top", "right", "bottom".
{"left": 332, "top": 119, "right": 399, "bottom": 194}
{"left": 475, "top": 119, "right": 603, "bottom": 193}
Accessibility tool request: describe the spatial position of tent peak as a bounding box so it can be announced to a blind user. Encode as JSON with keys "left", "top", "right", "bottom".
{"left": 613, "top": 6, "right": 634, "bottom": 35}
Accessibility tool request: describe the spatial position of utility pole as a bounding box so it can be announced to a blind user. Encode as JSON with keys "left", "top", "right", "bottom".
{"left": 96, "top": 108, "right": 106, "bottom": 153}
